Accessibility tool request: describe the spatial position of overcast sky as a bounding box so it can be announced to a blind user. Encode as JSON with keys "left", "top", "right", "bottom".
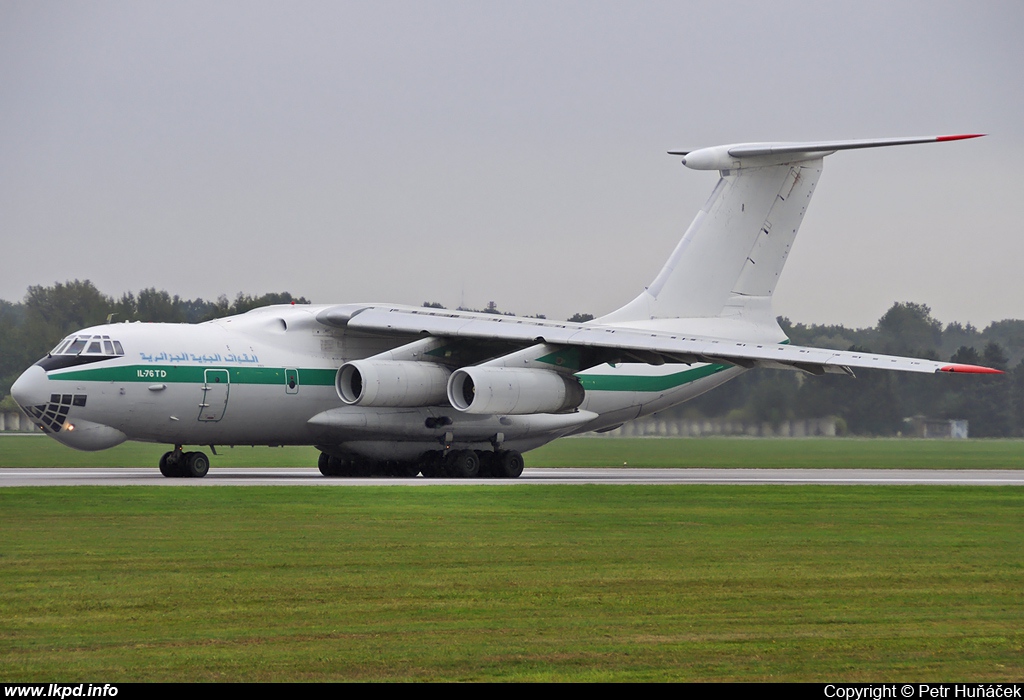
{"left": 1, "top": 1, "right": 1020, "bottom": 328}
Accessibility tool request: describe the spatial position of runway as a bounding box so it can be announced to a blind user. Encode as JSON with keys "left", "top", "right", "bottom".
{"left": 1, "top": 467, "right": 1022, "bottom": 486}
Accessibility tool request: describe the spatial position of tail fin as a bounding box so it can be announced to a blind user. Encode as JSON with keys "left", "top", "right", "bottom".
{"left": 600, "top": 135, "right": 983, "bottom": 327}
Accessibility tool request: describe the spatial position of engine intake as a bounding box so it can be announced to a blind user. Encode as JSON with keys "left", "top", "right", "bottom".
{"left": 337, "top": 360, "right": 451, "bottom": 407}
{"left": 447, "top": 367, "right": 584, "bottom": 415}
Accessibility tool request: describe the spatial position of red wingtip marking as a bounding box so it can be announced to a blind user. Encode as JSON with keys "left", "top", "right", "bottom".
{"left": 940, "top": 364, "right": 1003, "bottom": 374}
{"left": 936, "top": 134, "right": 986, "bottom": 142}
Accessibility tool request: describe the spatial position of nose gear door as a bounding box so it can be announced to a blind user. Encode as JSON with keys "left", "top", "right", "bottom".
{"left": 198, "top": 369, "right": 230, "bottom": 422}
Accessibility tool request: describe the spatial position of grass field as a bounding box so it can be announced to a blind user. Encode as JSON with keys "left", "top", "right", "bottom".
{"left": 2, "top": 434, "right": 1023, "bottom": 469}
{"left": 2, "top": 437, "right": 1022, "bottom": 681}
{"left": 1, "top": 485, "right": 1021, "bottom": 681}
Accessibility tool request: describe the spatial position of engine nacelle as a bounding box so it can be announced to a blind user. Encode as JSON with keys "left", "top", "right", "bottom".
{"left": 447, "top": 367, "right": 585, "bottom": 415}
{"left": 337, "top": 360, "right": 451, "bottom": 407}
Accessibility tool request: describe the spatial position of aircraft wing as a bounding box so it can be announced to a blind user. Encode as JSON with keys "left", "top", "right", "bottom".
{"left": 316, "top": 305, "right": 1001, "bottom": 376}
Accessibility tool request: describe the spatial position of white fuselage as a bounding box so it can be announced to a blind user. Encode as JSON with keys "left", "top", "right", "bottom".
{"left": 12, "top": 304, "right": 743, "bottom": 460}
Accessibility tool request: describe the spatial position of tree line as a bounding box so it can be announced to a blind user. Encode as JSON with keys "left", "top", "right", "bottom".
{"left": 2, "top": 284, "right": 1022, "bottom": 436}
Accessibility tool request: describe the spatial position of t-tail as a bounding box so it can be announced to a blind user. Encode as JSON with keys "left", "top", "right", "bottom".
{"left": 599, "top": 134, "right": 984, "bottom": 335}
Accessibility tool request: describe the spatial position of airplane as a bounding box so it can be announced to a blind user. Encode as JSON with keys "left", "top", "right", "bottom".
{"left": 10, "top": 134, "right": 1001, "bottom": 479}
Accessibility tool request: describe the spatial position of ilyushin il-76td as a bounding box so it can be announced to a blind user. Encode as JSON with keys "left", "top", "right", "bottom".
{"left": 11, "top": 134, "right": 1000, "bottom": 478}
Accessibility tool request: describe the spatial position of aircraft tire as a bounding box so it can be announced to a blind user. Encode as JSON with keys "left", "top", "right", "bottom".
{"left": 476, "top": 450, "right": 496, "bottom": 477}
{"left": 495, "top": 450, "right": 524, "bottom": 478}
{"left": 419, "top": 452, "right": 443, "bottom": 478}
{"left": 349, "top": 459, "right": 375, "bottom": 477}
{"left": 185, "top": 451, "right": 210, "bottom": 478}
{"left": 317, "top": 452, "right": 335, "bottom": 476}
{"left": 327, "top": 456, "right": 353, "bottom": 476}
{"left": 158, "top": 451, "right": 176, "bottom": 478}
{"left": 447, "top": 449, "right": 480, "bottom": 478}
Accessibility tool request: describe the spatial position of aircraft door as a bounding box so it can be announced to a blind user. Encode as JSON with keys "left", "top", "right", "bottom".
{"left": 198, "top": 369, "right": 230, "bottom": 422}
{"left": 285, "top": 368, "right": 299, "bottom": 394}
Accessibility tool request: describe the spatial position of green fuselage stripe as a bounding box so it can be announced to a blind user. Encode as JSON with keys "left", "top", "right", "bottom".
{"left": 49, "top": 362, "right": 728, "bottom": 393}
{"left": 50, "top": 365, "right": 338, "bottom": 386}
{"left": 577, "top": 363, "right": 728, "bottom": 392}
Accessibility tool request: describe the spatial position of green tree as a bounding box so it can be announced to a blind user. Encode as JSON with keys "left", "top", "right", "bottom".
{"left": 877, "top": 302, "right": 942, "bottom": 356}
{"left": 795, "top": 347, "right": 905, "bottom": 435}
{"left": 941, "top": 321, "right": 982, "bottom": 360}
{"left": 0, "top": 300, "right": 28, "bottom": 399}
{"left": 944, "top": 344, "right": 1012, "bottom": 436}
{"left": 199, "top": 292, "right": 308, "bottom": 321}
{"left": 1010, "top": 358, "right": 1024, "bottom": 436}
{"left": 22, "top": 281, "right": 115, "bottom": 369}
{"left": 749, "top": 373, "right": 799, "bottom": 426}
{"left": 24, "top": 280, "right": 113, "bottom": 335}
{"left": 980, "top": 319, "right": 1024, "bottom": 366}
{"left": 136, "top": 288, "right": 186, "bottom": 323}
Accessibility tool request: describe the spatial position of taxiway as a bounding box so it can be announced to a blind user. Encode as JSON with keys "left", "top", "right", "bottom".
{"left": 1, "top": 467, "right": 1022, "bottom": 486}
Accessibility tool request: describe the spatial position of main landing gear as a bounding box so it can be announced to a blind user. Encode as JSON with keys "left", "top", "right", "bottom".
{"left": 317, "top": 449, "right": 524, "bottom": 479}
{"left": 159, "top": 446, "right": 210, "bottom": 478}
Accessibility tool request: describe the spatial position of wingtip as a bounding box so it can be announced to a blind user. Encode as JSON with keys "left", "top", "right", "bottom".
{"left": 936, "top": 134, "right": 986, "bottom": 142}
{"left": 939, "top": 363, "right": 1003, "bottom": 374}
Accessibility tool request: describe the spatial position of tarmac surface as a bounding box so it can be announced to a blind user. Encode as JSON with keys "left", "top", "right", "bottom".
{"left": 2, "top": 467, "right": 1023, "bottom": 486}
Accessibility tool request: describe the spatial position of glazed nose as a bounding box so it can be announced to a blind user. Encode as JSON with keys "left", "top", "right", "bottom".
{"left": 11, "top": 365, "right": 48, "bottom": 411}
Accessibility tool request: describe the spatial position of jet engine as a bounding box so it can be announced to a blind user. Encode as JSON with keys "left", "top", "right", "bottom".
{"left": 337, "top": 360, "right": 451, "bottom": 407}
{"left": 447, "top": 367, "right": 584, "bottom": 415}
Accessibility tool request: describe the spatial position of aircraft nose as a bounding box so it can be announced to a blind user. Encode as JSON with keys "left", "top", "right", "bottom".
{"left": 11, "top": 365, "right": 48, "bottom": 411}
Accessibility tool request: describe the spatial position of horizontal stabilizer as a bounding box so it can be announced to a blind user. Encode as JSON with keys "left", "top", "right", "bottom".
{"left": 674, "top": 134, "right": 984, "bottom": 170}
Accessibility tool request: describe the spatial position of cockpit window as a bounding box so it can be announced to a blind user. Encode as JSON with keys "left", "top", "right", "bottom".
{"left": 66, "top": 339, "right": 88, "bottom": 355}
{"left": 52, "top": 334, "right": 125, "bottom": 357}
